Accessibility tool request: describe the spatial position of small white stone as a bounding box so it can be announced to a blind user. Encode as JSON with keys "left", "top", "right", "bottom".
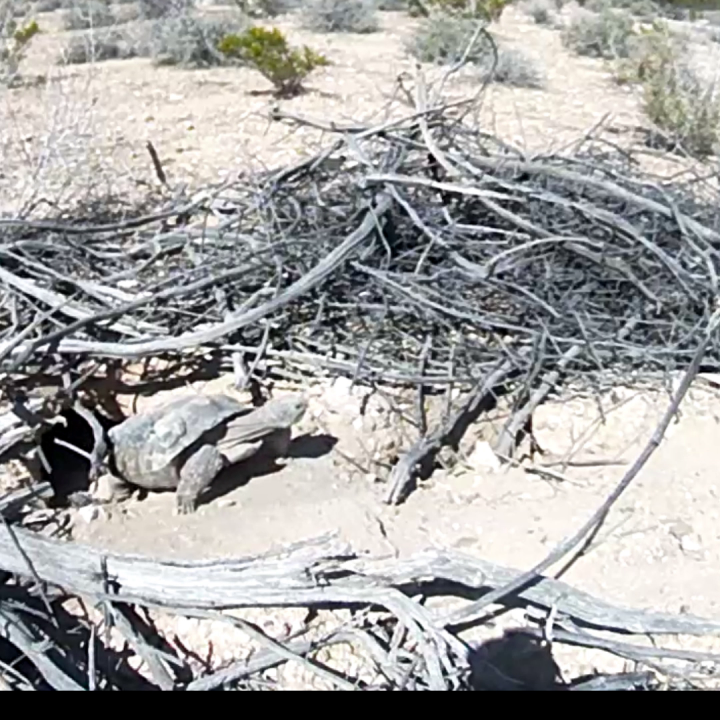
{"left": 77, "top": 505, "right": 102, "bottom": 523}
{"left": 467, "top": 441, "right": 501, "bottom": 472}
{"left": 116, "top": 279, "right": 139, "bottom": 290}
{"left": 680, "top": 534, "right": 702, "bottom": 553}
{"left": 698, "top": 372, "right": 720, "bottom": 387}
{"left": 332, "top": 376, "right": 354, "bottom": 395}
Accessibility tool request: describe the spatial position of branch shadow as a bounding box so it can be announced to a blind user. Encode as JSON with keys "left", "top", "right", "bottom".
{"left": 0, "top": 587, "right": 177, "bottom": 690}
{"left": 467, "top": 629, "right": 566, "bottom": 691}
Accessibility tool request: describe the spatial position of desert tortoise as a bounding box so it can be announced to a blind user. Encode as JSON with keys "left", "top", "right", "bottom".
{"left": 106, "top": 393, "right": 308, "bottom": 513}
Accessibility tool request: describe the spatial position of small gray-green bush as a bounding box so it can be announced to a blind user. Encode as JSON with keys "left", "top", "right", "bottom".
{"left": 626, "top": 0, "right": 660, "bottom": 17}
{"left": 233, "top": 0, "right": 301, "bottom": 16}
{"left": 148, "top": 12, "right": 245, "bottom": 67}
{"left": 582, "top": 0, "right": 611, "bottom": 10}
{"left": 2, "top": 0, "right": 27, "bottom": 17}
{"left": 583, "top": 0, "right": 658, "bottom": 15}
{"left": 621, "top": 22, "right": 720, "bottom": 156}
{"left": 138, "top": 0, "right": 196, "bottom": 20}
{"left": 61, "top": 28, "right": 137, "bottom": 63}
{"left": 407, "top": 13, "right": 490, "bottom": 64}
{"left": 644, "top": 63, "right": 720, "bottom": 156}
{"left": 489, "top": 47, "right": 545, "bottom": 87}
{"left": 35, "top": 0, "right": 63, "bottom": 11}
{"left": 302, "top": 0, "right": 379, "bottom": 33}
{"left": 561, "top": 8, "right": 635, "bottom": 59}
{"left": 607, "top": 20, "right": 719, "bottom": 156}
{"left": 63, "top": 0, "right": 116, "bottom": 30}
{"left": 524, "top": 0, "right": 556, "bottom": 24}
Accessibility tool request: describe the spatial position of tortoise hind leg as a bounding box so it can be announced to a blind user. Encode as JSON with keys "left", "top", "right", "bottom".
{"left": 175, "top": 445, "right": 225, "bottom": 514}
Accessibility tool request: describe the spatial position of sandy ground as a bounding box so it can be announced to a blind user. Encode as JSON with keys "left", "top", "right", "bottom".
{"left": 5, "top": 3, "right": 717, "bottom": 214}
{"left": 65, "top": 370, "right": 720, "bottom": 686}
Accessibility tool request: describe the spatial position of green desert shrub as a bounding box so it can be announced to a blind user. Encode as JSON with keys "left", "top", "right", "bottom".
{"left": 218, "top": 25, "right": 330, "bottom": 96}
{"left": 1, "top": 9, "right": 39, "bottom": 86}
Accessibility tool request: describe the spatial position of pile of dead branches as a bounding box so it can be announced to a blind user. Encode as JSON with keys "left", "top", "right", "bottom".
{"left": 2, "top": 99, "right": 720, "bottom": 470}
{"left": 2, "top": 77, "right": 720, "bottom": 689}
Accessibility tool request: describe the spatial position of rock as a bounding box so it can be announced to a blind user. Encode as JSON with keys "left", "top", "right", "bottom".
{"left": 116, "top": 279, "right": 139, "bottom": 290}
{"left": 93, "top": 475, "right": 116, "bottom": 502}
{"left": 680, "top": 534, "right": 703, "bottom": 556}
{"left": 77, "top": 505, "right": 103, "bottom": 524}
{"left": 467, "top": 441, "right": 502, "bottom": 472}
{"left": 23, "top": 509, "right": 55, "bottom": 524}
{"left": 668, "top": 519, "right": 693, "bottom": 541}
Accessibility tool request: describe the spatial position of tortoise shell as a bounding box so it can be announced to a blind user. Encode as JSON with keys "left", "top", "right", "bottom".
{"left": 109, "top": 393, "right": 252, "bottom": 486}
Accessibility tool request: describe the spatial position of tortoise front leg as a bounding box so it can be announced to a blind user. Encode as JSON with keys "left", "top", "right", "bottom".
{"left": 175, "top": 444, "right": 225, "bottom": 514}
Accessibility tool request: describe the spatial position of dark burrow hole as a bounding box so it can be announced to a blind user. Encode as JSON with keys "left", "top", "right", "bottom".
{"left": 39, "top": 407, "right": 115, "bottom": 505}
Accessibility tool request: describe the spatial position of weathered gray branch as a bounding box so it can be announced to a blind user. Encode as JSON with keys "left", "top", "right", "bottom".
{"left": 1, "top": 524, "right": 719, "bottom": 638}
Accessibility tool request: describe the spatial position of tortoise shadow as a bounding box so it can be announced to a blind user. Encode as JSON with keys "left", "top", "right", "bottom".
{"left": 198, "top": 432, "right": 337, "bottom": 508}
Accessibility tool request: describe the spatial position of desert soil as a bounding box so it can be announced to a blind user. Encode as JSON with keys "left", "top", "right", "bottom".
{"left": 3, "top": 1, "right": 720, "bottom": 689}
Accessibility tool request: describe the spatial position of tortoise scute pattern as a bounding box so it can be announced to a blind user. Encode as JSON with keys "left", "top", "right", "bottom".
{"left": 106, "top": 393, "right": 308, "bottom": 513}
